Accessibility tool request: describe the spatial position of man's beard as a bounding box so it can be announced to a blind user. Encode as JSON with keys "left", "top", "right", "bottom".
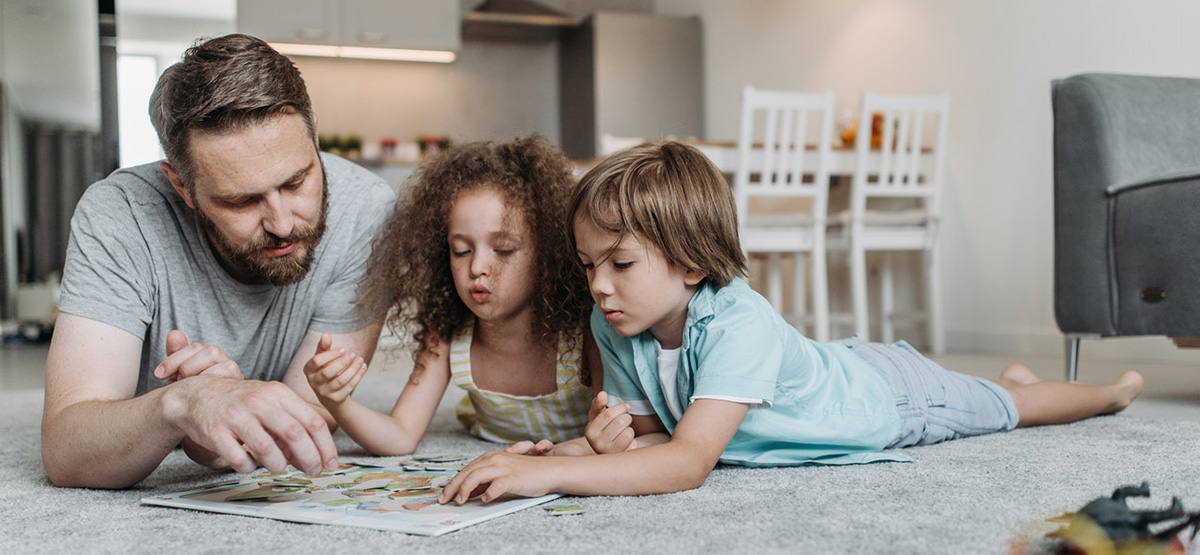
{"left": 197, "top": 173, "right": 330, "bottom": 286}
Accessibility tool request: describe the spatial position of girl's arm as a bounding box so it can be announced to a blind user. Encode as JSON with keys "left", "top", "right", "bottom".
{"left": 284, "top": 321, "right": 385, "bottom": 430}
{"left": 326, "top": 340, "right": 452, "bottom": 456}
{"left": 628, "top": 413, "right": 670, "bottom": 449}
{"left": 440, "top": 398, "right": 748, "bottom": 502}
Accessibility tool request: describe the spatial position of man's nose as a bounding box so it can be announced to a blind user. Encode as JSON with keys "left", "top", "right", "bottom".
{"left": 261, "top": 194, "right": 294, "bottom": 239}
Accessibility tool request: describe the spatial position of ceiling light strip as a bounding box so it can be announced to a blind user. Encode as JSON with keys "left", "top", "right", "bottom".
{"left": 270, "top": 42, "right": 456, "bottom": 63}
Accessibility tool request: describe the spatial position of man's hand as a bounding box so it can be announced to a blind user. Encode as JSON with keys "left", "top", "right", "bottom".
{"left": 160, "top": 376, "right": 340, "bottom": 476}
{"left": 585, "top": 391, "right": 636, "bottom": 454}
{"left": 154, "top": 330, "right": 243, "bottom": 382}
{"left": 303, "top": 333, "right": 367, "bottom": 408}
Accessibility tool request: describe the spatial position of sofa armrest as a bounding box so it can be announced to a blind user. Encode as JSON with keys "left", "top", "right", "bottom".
{"left": 1054, "top": 73, "right": 1200, "bottom": 335}
{"left": 1107, "top": 166, "right": 1200, "bottom": 195}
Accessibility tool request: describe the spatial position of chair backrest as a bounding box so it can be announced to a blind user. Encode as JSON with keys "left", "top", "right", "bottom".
{"left": 850, "top": 91, "right": 950, "bottom": 225}
{"left": 733, "top": 85, "right": 836, "bottom": 229}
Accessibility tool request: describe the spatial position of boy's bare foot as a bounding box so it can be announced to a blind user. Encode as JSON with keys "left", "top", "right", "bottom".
{"left": 999, "top": 363, "right": 1041, "bottom": 386}
{"left": 1104, "top": 371, "right": 1144, "bottom": 414}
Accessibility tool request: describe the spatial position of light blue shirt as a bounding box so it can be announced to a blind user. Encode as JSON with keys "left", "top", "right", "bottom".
{"left": 593, "top": 278, "right": 910, "bottom": 467}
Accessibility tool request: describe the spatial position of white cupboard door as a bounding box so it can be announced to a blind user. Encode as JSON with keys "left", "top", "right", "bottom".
{"left": 238, "top": 0, "right": 341, "bottom": 44}
{"left": 340, "top": 0, "right": 460, "bottom": 51}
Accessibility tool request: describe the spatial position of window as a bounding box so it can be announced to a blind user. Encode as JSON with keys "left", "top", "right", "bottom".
{"left": 116, "top": 54, "right": 161, "bottom": 167}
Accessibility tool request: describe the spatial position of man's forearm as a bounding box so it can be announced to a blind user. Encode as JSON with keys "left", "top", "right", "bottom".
{"left": 41, "top": 387, "right": 186, "bottom": 489}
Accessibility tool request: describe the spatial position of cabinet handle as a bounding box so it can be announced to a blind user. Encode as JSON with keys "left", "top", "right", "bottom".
{"left": 357, "top": 30, "right": 387, "bottom": 44}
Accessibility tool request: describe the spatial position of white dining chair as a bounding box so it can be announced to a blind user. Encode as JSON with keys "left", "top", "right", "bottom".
{"left": 734, "top": 85, "right": 836, "bottom": 341}
{"left": 829, "top": 91, "right": 950, "bottom": 353}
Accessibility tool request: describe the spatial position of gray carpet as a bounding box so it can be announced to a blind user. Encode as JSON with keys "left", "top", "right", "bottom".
{"left": 2, "top": 384, "right": 1199, "bottom": 554}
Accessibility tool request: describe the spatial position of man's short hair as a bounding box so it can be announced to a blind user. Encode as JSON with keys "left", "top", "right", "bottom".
{"left": 149, "top": 34, "right": 316, "bottom": 190}
{"left": 568, "top": 141, "right": 747, "bottom": 286}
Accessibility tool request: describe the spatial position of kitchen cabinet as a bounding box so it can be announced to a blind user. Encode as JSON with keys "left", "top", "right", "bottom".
{"left": 237, "top": 0, "right": 338, "bottom": 43}
{"left": 559, "top": 11, "right": 703, "bottom": 159}
{"left": 238, "top": 0, "right": 460, "bottom": 51}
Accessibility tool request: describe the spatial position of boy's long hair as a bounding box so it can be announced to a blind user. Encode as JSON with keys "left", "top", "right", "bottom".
{"left": 357, "top": 135, "right": 592, "bottom": 378}
{"left": 568, "top": 141, "right": 747, "bottom": 286}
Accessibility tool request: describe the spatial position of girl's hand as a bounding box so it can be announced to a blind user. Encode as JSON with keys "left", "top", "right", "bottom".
{"left": 585, "top": 391, "right": 636, "bottom": 454}
{"left": 304, "top": 333, "right": 367, "bottom": 406}
{"left": 505, "top": 439, "right": 556, "bottom": 456}
{"left": 437, "top": 451, "right": 555, "bottom": 505}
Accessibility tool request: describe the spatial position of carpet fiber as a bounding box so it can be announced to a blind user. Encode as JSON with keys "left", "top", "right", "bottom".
{"left": 3, "top": 383, "right": 1198, "bottom": 554}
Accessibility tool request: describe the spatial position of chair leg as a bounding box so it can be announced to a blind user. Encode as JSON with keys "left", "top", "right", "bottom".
{"left": 880, "top": 252, "right": 895, "bottom": 343}
{"left": 767, "top": 253, "right": 782, "bottom": 313}
{"left": 926, "top": 247, "right": 945, "bottom": 355}
{"left": 792, "top": 253, "right": 806, "bottom": 326}
{"left": 1065, "top": 336, "right": 1080, "bottom": 382}
{"left": 850, "top": 241, "right": 870, "bottom": 341}
{"left": 811, "top": 248, "right": 830, "bottom": 342}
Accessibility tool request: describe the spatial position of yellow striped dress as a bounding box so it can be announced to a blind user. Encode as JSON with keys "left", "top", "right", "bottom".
{"left": 450, "top": 325, "right": 591, "bottom": 444}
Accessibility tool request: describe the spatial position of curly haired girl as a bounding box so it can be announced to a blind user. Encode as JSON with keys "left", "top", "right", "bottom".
{"left": 302, "top": 134, "right": 602, "bottom": 454}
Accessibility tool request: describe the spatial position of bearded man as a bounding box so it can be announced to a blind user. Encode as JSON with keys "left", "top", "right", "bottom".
{"left": 41, "top": 34, "right": 395, "bottom": 489}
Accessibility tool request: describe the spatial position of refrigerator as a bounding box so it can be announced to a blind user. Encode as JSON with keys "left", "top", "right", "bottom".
{"left": 559, "top": 11, "right": 704, "bottom": 160}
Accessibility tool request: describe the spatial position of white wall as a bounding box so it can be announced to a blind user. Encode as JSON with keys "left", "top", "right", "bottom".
{"left": 656, "top": 0, "right": 1200, "bottom": 363}
{"left": 0, "top": 0, "right": 100, "bottom": 128}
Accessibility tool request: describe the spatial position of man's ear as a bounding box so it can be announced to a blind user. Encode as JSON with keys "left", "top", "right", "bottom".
{"left": 160, "top": 162, "right": 195, "bottom": 209}
{"left": 312, "top": 112, "right": 321, "bottom": 148}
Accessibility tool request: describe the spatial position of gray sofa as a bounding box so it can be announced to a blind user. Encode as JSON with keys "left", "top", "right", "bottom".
{"left": 1052, "top": 72, "right": 1200, "bottom": 380}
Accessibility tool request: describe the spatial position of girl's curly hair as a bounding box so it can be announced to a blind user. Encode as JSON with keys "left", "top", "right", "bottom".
{"left": 357, "top": 134, "right": 592, "bottom": 381}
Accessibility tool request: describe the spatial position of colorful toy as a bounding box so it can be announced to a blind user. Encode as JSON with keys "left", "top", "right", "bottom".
{"left": 1012, "top": 483, "right": 1199, "bottom": 555}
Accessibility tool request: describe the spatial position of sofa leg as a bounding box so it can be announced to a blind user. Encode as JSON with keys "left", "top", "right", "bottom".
{"left": 1064, "top": 336, "right": 1080, "bottom": 382}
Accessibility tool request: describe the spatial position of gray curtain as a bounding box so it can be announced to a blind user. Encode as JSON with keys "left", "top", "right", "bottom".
{"left": 23, "top": 124, "right": 95, "bottom": 282}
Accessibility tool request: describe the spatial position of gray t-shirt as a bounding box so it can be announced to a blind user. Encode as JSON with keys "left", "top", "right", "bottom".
{"left": 57, "top": 153, "right": 395, "bottom": 395}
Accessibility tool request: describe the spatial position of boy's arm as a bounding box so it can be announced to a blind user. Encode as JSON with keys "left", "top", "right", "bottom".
{"left": 440, "top": 399, "right": 748, "bottom": 502}
{"left": 510, "top": 392, "right": 668, "bottom": 457}
{"left": 584, "top": 392, "right": 669, "bottom": 454}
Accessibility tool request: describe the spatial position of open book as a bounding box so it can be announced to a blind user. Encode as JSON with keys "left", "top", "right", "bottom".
{"left": 142, "top": 457, "right": 560, "bottom": 536}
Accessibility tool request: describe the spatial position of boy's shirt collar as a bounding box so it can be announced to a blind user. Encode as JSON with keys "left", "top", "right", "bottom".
{"left": 683, "top": 278, "right": 723, "bottom": 331}
{"left": 683, "top": 277, "right": 749, "bottom": 339}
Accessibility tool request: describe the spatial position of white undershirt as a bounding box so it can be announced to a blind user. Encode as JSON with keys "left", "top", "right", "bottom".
{"left": 656, "top": 343, "right": 687, "bottom": 418}
{"left": 610, "top": 340, "right": 767, "bottom": 421}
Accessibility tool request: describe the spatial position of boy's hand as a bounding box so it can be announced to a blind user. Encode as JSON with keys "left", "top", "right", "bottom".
{"left": 588, "top": 390, "right": 607, "bottom": 421}
{"left": 304, "top": 333, "right": 367, "bottom": 406}
{"left": 505, "top": 439, "right": 557, "bottom": 456}
{"left": 585, "top": 391, "right": 635, "bottom": 454}
{"left": 437, "top": 451, "right": 554, "bottom": 504}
